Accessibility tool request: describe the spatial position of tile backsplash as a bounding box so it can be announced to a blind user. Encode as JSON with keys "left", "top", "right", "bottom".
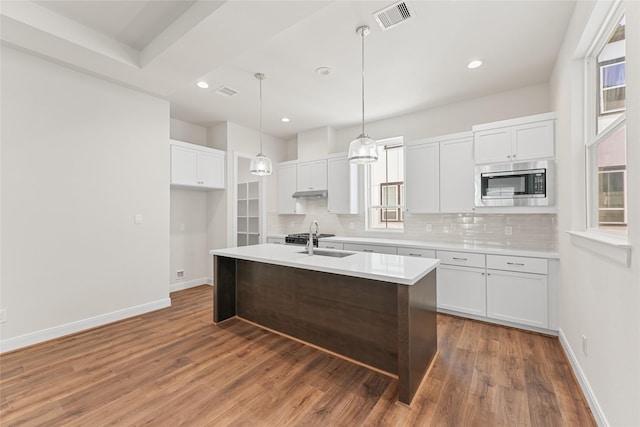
{"left": 268, "top": 198, "right": 557, "bottom": 251}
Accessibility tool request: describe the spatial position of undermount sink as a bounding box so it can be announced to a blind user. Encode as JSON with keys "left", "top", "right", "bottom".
{"left": 298, "top": 249, "right": 354, "bottom": 258}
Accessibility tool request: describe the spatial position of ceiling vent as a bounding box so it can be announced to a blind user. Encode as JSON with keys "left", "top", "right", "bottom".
{"left": 215, "top": 86, "right": 238, "bottom": 97}
{"left": 373, "top": 1, "right": 414, "bottom": 31}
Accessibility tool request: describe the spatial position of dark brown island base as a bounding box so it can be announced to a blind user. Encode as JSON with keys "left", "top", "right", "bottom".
{"left": 212, "top": 245, "right": 438, "bottom": 405}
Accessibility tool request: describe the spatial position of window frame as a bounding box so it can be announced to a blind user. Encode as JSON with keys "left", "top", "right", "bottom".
{"left": 584, "top": 4, "right": 627, "bottom": 236}
{"left": 364, "top": 136, "right": 405, "bottom": 232}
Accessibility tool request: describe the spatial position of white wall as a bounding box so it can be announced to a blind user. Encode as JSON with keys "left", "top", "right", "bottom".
{"left": 550, "top": 1, "right": 640, "bottom": 425}
{"left": 206, "top": 121, "right": 287, "bottom": 276}
{"left": 169, "top": 119, "right": 211, "bottom": 290}
{"left": 297, "top": 126, "right": 336, "bottom": 159}
{"left": 0, "top": 47, "right": 170, "bottom": 351}
{"left": 333, "top": 83, "right": 550, "bottom": 152}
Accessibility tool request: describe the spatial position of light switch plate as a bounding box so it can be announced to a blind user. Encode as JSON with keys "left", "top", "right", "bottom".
{"left": 134, "top": 214, "right": 143, "bottom": 224}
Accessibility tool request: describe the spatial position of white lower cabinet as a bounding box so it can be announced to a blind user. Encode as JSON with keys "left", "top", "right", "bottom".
{"left": 318, "top": 241, "right": 344, "bottom": 250}
{"left": 437, "top": 265, "right": 486, "bottom": 317}
{"left": 343, "top": 243, "right": 397, "bottom": 254}
{"left": 486, "top": 269, "right": 548, "bottom": 329}
{"left": 396, "top": 247, "right": 435, "bottom": 258}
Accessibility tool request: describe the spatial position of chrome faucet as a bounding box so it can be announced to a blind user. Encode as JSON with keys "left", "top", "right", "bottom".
{"left": 307, "top": 220, "right": 319, "bottom": 255}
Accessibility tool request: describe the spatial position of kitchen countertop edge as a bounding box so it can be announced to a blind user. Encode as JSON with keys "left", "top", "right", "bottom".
{"left": 210, "top": 244, "right": 439, "bottom": 285}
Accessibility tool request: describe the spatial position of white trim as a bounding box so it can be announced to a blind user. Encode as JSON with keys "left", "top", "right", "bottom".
{"left": 586, "top": 113, "right": 626, "bottom": 147}
{"left": 364, "top": 137, "right": 405, "bottom": 232}
{"left": 471, "top": 112, "right": 557, "bottom": 132}
{"left": 170, "top": 277, "right": 212, "bottom": 293}
{"left": 558, "top": 328, "right": 610, "bottom": 427}
{"left": 0, "top": 298, "right": 171, "bottom": 353}
{"left": 233, "top": 150, "right": 267, "bottom": 246}
{"left": 567, "top": 230, "right": 631, "bottom": 266}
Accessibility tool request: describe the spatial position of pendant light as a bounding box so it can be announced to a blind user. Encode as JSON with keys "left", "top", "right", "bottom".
{"left": 250, "top": 73, "right": 273, "bottom": 176}
{"left": 347, "top": 25, "right": 378, "bottom": 164}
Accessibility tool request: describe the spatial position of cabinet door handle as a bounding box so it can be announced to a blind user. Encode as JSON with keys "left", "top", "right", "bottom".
{"left": 507, "top": 262, "right": 525, "bottom": 266}
{"left": 408, "top": 253, "right": 422, "bottom": 257}
{"left": 507, "top": 155, "right": 511, "bottom": 159}
{"left": 513, "top": 154, "right": 517, "bottom": 158}
{"left": 452, "top": 257, "right": 468, "bottom": 261}
{"left": 363, "top": 249, "right": 374, "bottom": 252}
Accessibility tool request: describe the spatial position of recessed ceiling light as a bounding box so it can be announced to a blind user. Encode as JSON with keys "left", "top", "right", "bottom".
{"left": 196, "top": 81, "right": 209, "bottom": 89}
{"left": 315, "top": 67, "right": 331, "bottom": 76}
{"left": 467, "top": 60, "right": 483, "bottom": 69}
{"left": 281, "top": 117, "right": 290, "bottom": 123}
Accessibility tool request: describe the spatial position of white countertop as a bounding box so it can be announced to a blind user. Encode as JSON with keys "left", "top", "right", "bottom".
{"left": 210, "top": 244, "right": 439, "bottom": 286}
{"left": 318, "top": 236, "right": 559, "bottom": 259}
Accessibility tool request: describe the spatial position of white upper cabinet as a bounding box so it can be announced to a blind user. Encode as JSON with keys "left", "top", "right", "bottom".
{"left": 277, "top": 162, "right": 305, "bottom": 214}
{"left": 439, "top": 135, "right": 475, "bottom": 213}
{"left": 296, "top": 159, "right": 327, "bottom": 191}
{"left": 405, "top": 141, "right": 439, "bottom": 213}
{"left": 511, "top": 121, "right": 555, "bottom": 161}
{"left": 473, "top": 113, "right": 556, "bottom": 164}
{"left": 170, "top": 140, "right": 225, "bottom": 189}
{"left": 327, "top": 155, "right": 358, "bottom": 214}
{"left": 405, "top": 132, "right": 474, "bottom": 214}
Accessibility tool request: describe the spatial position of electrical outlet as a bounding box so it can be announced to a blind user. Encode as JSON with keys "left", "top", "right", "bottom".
{"left": 179, "top": 223, "right": 186, "bottom": 232}
{"left": 425, "top": 224, "right": 432, "bottom": 232}
{"left": 582, "top": 335, "right": 588, "bottom": 356}
{"left": 349, "top": 222, "right": 354, "bottom": 230}
{"left": 0, "top": 309, "right": 7, "bottom": 323}
{"left": 176, "top": 270, "right": 185, "bottom": 280}
{"left": 504, "top": 225, "right": 513, "bottom": 236}
{"left": 134, "top": 214, "right": 143, "bottom": 224}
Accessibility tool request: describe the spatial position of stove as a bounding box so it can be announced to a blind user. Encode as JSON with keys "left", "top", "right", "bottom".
{"left": 285, "top": 233, "right": 335, "bottom": 246}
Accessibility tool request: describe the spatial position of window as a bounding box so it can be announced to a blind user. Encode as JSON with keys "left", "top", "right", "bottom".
{"left": 586, "top": 12, "right": 627, "bottom": 232}
{"left": 366, "top": 138, "right": 404, "bottom": 230}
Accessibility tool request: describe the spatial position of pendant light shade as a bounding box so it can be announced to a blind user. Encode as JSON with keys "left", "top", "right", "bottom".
{"left": 250, "top": 73, "right": 273, "bottom": 176}
{"left": 348, "top": 25, "right": 378, "bottom": 164}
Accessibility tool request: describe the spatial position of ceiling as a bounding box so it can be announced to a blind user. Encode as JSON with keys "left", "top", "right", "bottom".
{"left": 1, "top": 1, "right": 576, "bottom": 140}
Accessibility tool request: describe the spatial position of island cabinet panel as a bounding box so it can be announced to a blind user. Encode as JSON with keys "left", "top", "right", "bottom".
{"left": 397, "top": 270, "right": 438, "bottom": 404}
{"left": 212, "top": 250, "right": 438, "bottom": 405}
{"left": 235, "top": 260, "right": 399, "bottom": 374}
{"left": 213, "top": 256, "right": 237, "bottom": 323}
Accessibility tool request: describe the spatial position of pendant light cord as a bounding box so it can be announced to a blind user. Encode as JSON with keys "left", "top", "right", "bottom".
{"left": 259, "top": 76, "right": 263, "bottom": 155}
{"left": 361, "top": 28, "right": 365, "bottom": 136}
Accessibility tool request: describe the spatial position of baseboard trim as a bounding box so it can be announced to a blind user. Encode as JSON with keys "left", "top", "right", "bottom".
{"left": 0, "top": 298, "right": 171, "bottom": 354}
{"left": 558, "top": 328, "right": 609, "bottom": 427}
{"left": 170, "top": 277, "right": 212, "bottom": 293}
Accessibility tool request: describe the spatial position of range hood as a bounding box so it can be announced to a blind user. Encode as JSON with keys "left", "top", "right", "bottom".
{"left": 292, "top": 190, "right": 327, "bottom": 199}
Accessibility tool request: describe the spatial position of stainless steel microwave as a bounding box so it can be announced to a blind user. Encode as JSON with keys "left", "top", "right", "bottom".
{"left": 475, "top": 160, "right": 554, "bottom": 207}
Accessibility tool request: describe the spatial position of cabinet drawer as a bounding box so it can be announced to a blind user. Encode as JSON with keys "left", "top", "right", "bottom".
{"left": 436, "top": 250, "right": 485, "bottom": 268}
{"left": 267, "top": 237, "right": 285, "bottom": 245}
{"left": 397, "top": 247, "right": 435, "bottom": 258}
{"left": 318, "top": 241, "right": 344, "bottom": 250}
{"left": 343, "top": 243, "right": 397, "bottom": 255}
{"left": 487, "top": 255, "right": 547, "bottom": 274}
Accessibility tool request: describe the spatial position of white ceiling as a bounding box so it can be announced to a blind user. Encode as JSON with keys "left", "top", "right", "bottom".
{"left": 1, "top": 0, "right": 576, "bottom": 140}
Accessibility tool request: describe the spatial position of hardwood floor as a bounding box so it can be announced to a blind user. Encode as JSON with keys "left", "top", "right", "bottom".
{"left": 1, "top": 285, "right": 595, "bottom": 426}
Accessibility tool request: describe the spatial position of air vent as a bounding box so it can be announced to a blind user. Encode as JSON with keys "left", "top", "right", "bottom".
{"left": 373, "top": 1, "right": 414, "bottom": 31}
{"left": 215, "top": 86, "right": 238, "bottom": 97}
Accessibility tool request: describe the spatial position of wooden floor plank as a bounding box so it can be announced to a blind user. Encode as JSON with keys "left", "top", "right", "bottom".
{"left": 0, "top": 285, "right": 596, "bottom": 426}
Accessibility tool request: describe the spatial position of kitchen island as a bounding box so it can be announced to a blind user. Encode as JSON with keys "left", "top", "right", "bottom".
{"left": 210, "top": 244, "right": 439, "bottom": 405}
